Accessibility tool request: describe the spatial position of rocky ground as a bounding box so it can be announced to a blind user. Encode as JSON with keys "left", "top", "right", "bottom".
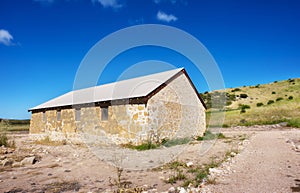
{"left": 0, "top": 125, "right": 299, "bottom": 193}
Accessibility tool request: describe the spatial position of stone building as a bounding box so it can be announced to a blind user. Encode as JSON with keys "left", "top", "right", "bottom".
{"left": 29, "top": 68, "right": 206, "bottom": 145}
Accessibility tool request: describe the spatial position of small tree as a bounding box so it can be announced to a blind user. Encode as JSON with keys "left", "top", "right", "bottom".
{"left": 240, "top": 93, "right": 248, "bottom": 98}
{"left": 267, "top": 100, "right": 274, "bottom": 105}
{"left": 256, "top": 102, "right": 263, "bottom": 107}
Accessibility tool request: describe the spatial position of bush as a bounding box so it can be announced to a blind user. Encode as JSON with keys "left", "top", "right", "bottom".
{"left": 0, "top": 133, "right": 8, "bottom": 147}
{"left": 255, "top": 84, "right": 260, "bottom": 88}
{"left": 231, "top": 88, "right": 241, "bottom": 92}
{"left": 288, "top": 96, "right": 293, "bottom": 100}
{"left": 226, "top": 101, "right": 232, "bottom": 106}
{"left": 267, "top": 100, "right": 274, "bottom": 105}
{"left": 197, "top": 131, "right": 226, "bottom": 141}
{"left": 272, "top": 91, "right": 276, "bottom": 94}
{"left": 239, "top": 104, "right": 250, "bottom": 110}
{"left": 240, "top": 109, "right": 246, "bottom": 113}
{"left": 123, "top": 142, "right": 159, "bottom": 151}
{"left": 0, "top": 133, "right": 15, "bottom": 148}
{"left": 240, "top": 119, "right": 247, "bottom": 124}
{"left": 274, "top": 81, "right": 278, "bottom": 83}
{"left": 240, "top": 93, "right": 248, "bottom": 98}
{"left": 162, "top": 138, "right": 191, "bottom": 147}
{"left": 276, "top": 97, "right": 283, "bottom": 101}
{"left": 256, "top": 102, "right": 264, "bottom": 107}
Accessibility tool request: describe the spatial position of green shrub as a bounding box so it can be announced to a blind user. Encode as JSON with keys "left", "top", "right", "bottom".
{"left": 240, "top": 93, "right": 248, "bottom": 98}
{"left": 162, "top": 138, "right": 191, "bottom": 147}
{"left": 0, "top": 133, "right": 8, "bottom": 147}
{"left": 255, "top": 84, "right": 260, "bottom": 88}
{"left": 276, "top": 97, "right": 283, "bottom": 101}
{"left": 217, "top": 133, "right": 226, "bottom": 139}
{"left": 239, "top": 104, "right": 250, "bottom": 109}
{"left": 288, "top": 78, "right": 295, "bottom": 83}
{"left": 122, "top": 142, "right": 159, "bottom": 151}
{"left": 231, "top": 88, "right": 241, "bottom": 92}
{"left": 287, "top": 119, "right": 300, "bottom": 128}
{"left": 256, "top": 102, "right": 264, "bottom": 107}
{"left": 272, "top": 91, "right": 276, "bottom": 94}
{"left": 222, "top": 124, "right": 229, "bottom": 128}
{"left": 226, "top": 101, "right": 232, "bottom": 106}
{"left": 197, "top": 131, "right": 225, "bottom": 141}
{"left": 0, "top": 133, "right": 15, "bottom": 148}
{"left": 240, "top": 109, "right": 246, "bottom": 113}
{"left": 274, "top": 81, "right": 278, "bottom": 83}
{"left": 267, "top": 100, "right": 274, "bottom": 105}
{"left": 240, "top": 119, "right": 247, "bottom": 124}
{"left": 288, "top": 96, "right": 293, "bottom": 100}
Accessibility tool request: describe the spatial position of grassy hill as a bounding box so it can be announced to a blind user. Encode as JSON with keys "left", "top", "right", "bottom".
{"left": 201, "top": 78, "right": 300, "bottom": 128}
{"left": 0, "top": 119, "right": 30, "bottom": 132}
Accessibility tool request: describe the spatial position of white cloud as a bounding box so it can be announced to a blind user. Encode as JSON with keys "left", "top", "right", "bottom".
{"left": 0, "top": 29, "right": 14, "bottom": 46}
{"left": 156, "top": 11, "right": 178, "bottom": 22}
{"left": 93, "top": 0, "right": 123, "bottom": 9}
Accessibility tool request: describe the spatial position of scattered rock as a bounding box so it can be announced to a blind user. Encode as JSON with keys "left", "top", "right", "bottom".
{"left": 209, "top": 168, "right": 222, "bottom": 174}
{"left": 159, "top": 176, "right": 165, "bottom": 180}
{"left": 230, "top": 152, "right": 237, "bottom": 157}
{"left": 168, "top": 186, "right": 176, "bottom": 193}
{"left": 278, "top": 122, "right": 288, "bottom": 127}
{"left": 2, "top": 158, "right": 14, "bottom": 166}
{"left": 64, "top": 169, "right": 71, "bottom": 172}
{"left": 186, "top": 161, "right": 193, "bottom": 167}
{"left": 21, "top": 156, "right": 37, "bottom": 165}
{"left": 286, "top": 139, "right": 292, "bottom": 143}
{"left": 12, "top": 162, "right": 22, "bottom": 167}
{"left": 11, "top": 176, "right": 17, "bottom": 179}
{"left": 178, "top": 187, "right": 187, "bottom": 193}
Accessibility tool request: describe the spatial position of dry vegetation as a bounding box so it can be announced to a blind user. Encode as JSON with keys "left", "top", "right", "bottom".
{"left": 0, "top": 119, "right": 29, "bottom": 132}
{"left": 202, "top": 78, "right": 300, "bottom": 127}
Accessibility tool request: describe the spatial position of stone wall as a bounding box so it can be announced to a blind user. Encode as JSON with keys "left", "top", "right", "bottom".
{"left": 147, "top": 72, "right": 206, "bottom": 141}
{"left": 30, "top": 104, "right": 149, "bottom": 145}
{"left": 30, "top": 72, "right": 206, "bottom": 145}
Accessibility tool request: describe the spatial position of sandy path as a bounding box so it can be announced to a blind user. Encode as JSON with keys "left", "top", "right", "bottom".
{"left": 208, "top": 130, "right": 300, "bottom": 193}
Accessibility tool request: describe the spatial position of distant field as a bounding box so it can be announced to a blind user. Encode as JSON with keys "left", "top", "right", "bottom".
{"left": 0, "top": 119, "right": 30, "bottom": 132}
{"left": 202, "top": 78, "right": 300, "bottom": 128}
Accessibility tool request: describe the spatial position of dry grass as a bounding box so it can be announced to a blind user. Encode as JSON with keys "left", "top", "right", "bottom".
{"left": 41, "top": 181, "right": 81, "bottom": 193}
{"left": 34, "top": 136, "right": 67, "bottom": 146}
{"left": 206, "top": 78, "right": 300, "bottom": 127}
{"left": 0, "top": 119, "right": 29, "bottom": 132}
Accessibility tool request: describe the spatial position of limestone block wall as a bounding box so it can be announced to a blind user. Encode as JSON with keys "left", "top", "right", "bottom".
{"left": 147, "top": 72, "right": 206, "bottom": 141}
{"left": 30, "top": 72, "right": 206, "bottom": 145}
{"left": 76, "top": 104, "right": 149, "bottom": 144}
{"left": 30, "top": 104, "right": 149, "bottom": 145}
{"left": 30, "top": 109, "right": 78, "bottom": 141}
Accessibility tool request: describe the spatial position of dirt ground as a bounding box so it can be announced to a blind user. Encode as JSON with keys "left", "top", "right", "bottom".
{"left": 0, "top": 125, "right": 299, "bottom": 193}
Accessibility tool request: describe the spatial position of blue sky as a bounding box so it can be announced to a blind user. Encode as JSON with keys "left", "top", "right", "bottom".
{"left": 0, "top": 0, "right": 299, "bottom": 119}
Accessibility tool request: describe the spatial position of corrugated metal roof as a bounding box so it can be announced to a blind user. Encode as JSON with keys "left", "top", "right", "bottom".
{"left": 29, "top": 68, "right": 184, "bottom": 111}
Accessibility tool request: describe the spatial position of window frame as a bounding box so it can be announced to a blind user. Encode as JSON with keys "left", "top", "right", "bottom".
{"left": 101, "top": 107, "right": 108, "bottom": 121}
{"left": 75, "top": 108, "right": 81, "bottom": 121}
{"left": 43, "top": 111, "right": 46, "bottom": 122}
{"left": 57, "top": 110, "right": 61, "bottom": 121}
